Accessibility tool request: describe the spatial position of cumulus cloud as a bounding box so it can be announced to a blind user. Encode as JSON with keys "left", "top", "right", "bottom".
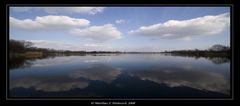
{"left": 115, "top": 19, "right": 125, "bottom": 24}
{"left": 70, "top": 24, "right": 122, "bottom": 41}
{"left": 129, "top": 13, "right": 230, "bottom": 39}
{"left": 10, "top": 16, "right": 90, "bottom": 30}
{"left": 10, "top": 16, "right": 123, "bottom": 42}
{"left": 11, "top": 7, "right": 105, "bottom": 15}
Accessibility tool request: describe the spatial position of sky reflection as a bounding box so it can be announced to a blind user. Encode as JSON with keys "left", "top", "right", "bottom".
{"left": 9, "top": 54, "right": 230, "bottom": 97}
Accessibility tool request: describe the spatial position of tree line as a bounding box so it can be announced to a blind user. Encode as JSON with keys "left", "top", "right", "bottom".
{"left": 9, "top": 39, "right": 230, "bottom": 57}
{"left": 162, "top": 44, "right": 230, "bottom": 58}
{"left": 9, "top": 39, "right": 122, "bottom": 54}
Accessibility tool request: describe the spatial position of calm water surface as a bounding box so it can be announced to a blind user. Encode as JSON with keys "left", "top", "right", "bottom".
{"left": 9, "top": 54, "right": 230, "bottom": 98}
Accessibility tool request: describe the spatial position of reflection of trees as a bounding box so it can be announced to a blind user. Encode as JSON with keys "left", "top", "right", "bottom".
{"left": 88, "top": 54, "right": 120, "bottom": 56}
{"left": 9, "top": 53, "right": 120, "bottom": 70}
{"left": 207, "top": 57, "right": 230, "bottom": 64}
{"left": 9, "top": 56, "right": 32, "bottom": 70}
{"left": 162, "top": 53, "right": 230, "bottom": 64}
{"left": 9, "top": 54, "right": 56, "bottom": 70}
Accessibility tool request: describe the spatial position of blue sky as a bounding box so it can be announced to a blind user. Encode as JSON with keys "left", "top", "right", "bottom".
{"left": 9, "top": 7, "right": 230, "bottom": 52}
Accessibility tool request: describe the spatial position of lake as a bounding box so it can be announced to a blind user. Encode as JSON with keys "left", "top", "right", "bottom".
{"left": 9, "top": 54, "right": 231, "bottom": 98}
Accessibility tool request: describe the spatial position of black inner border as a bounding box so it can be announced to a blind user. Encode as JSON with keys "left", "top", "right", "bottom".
{"left": 1, "top": 0, "right": 239, "bottom": 105}
{"left": 6, "top": 4, "right": 234, "bottom": 100}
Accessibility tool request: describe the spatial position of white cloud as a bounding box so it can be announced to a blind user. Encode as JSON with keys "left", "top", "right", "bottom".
{"left": 43, "top": 7, "right": 105, "bottom": 15}
{"left": 28, "top": 40, "right": 114, "bottom": 51}
{"left": 129, "top": 13, "right": 230, "bottom": 39}
{"left": 11, "top": 7, "right": 105, "bottom": 15}
{"left": 70, "top": 24, "right": 122, "bottom": 41}
{"left": 10, "top": 16, "right": 90, "bottom": 30}
{"left": 83, "top": 43, "right": 113, "bottom": 51}
{"left": 83, "top": 43, "right": 112, "bottom": 48}
{"left": 115, "top": 19, "right": 125, "bottom": 24}
{"left": 28, "top": 40, "right": 82, "bottom": 51}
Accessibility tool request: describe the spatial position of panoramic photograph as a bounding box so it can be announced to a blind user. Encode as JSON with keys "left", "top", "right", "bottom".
{"left": 8, "top": 7, "right": 231, "bottom": 98}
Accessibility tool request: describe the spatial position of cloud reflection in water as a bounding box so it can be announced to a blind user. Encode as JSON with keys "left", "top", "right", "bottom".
{"left": 129, "top": 66, "right": 230, "bottom": 95}
{"left": 10, "top": 64, "right": 122, "bottom": 92}
{"left": 70, "top": 64, "right": 122, "bottom": 83}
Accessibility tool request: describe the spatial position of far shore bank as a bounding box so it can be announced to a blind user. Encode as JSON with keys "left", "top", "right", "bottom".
{"left": 9, "top": 50, "right": 230, "bottom": 59}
